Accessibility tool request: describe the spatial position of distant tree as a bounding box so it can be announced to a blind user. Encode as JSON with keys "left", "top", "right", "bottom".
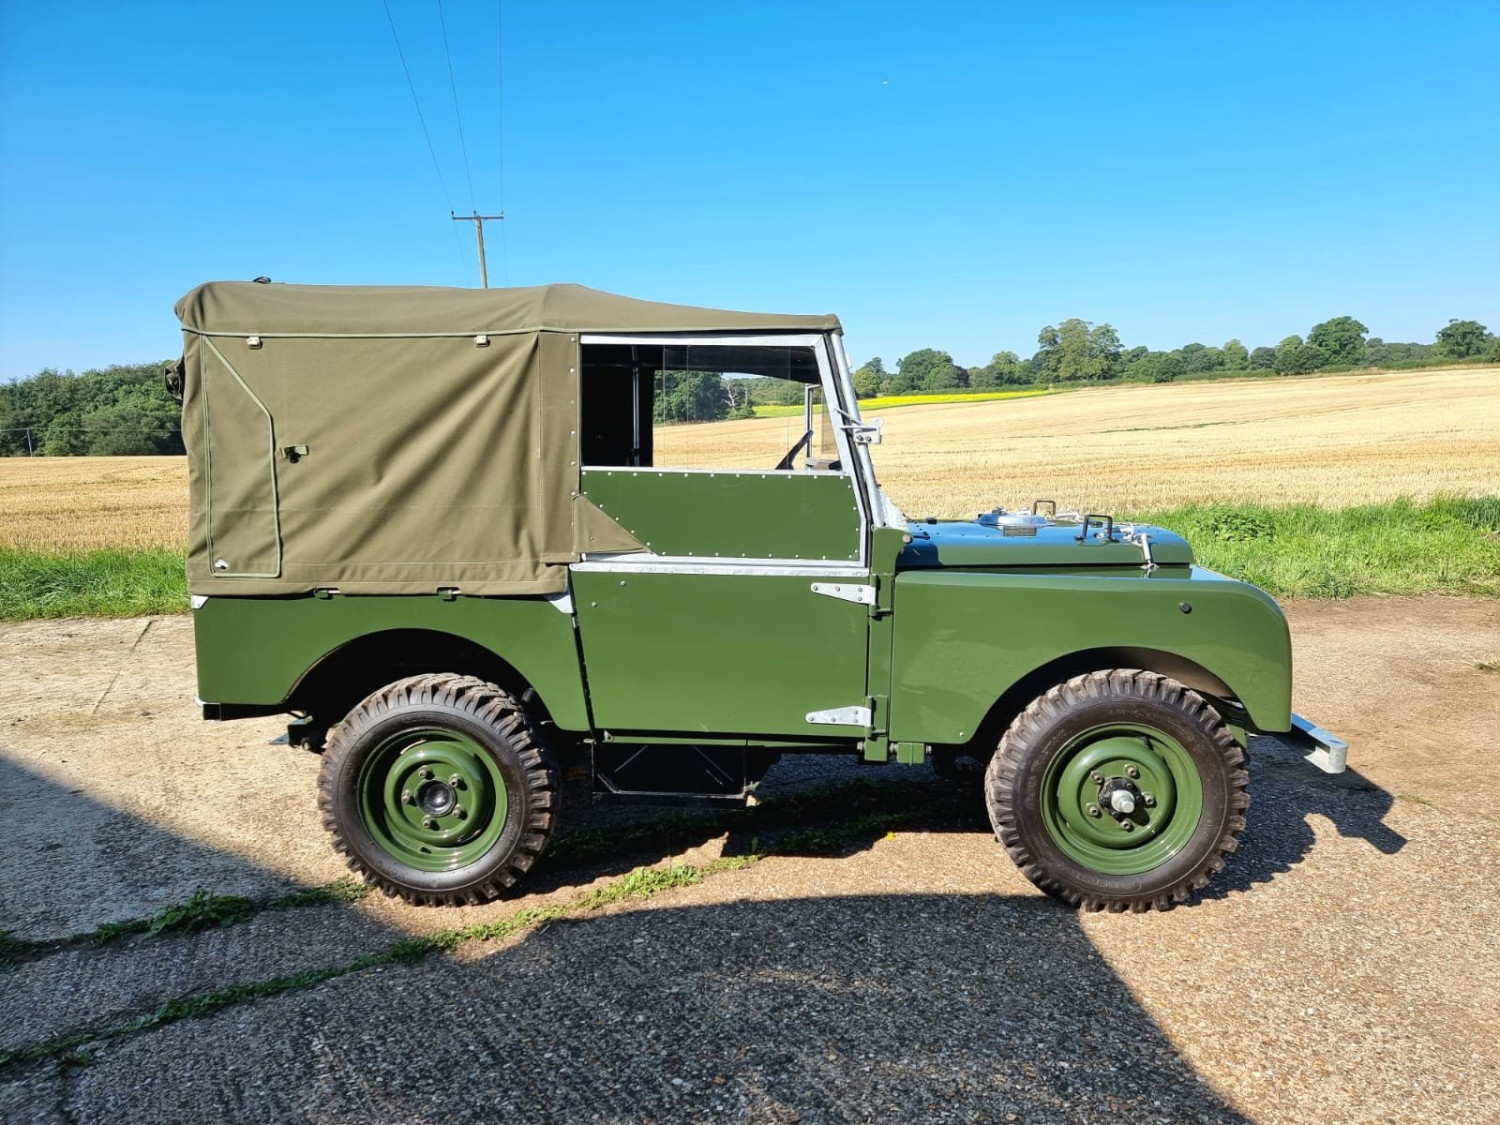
{"left": 1273, "top": 335, "right": 1304, "bottom": 374}
{"left": 1363, "top": 338, "right": 1422, "bottom": 367}
{"left": 1434, "top": 318, "right": 1492, "bottom": 360}
{"left": 654, "top": 370, "right": 728, "bottom": 423}
{"left": 83, "top": 394, "right": 181, "bottom": 455}
{"left": 971, "top": 350, "right": 1027, "bottom": 388}
{"left": 883, "top": 369, "right": 915, "bottom": 396}
{"left": 851, "top": 357, "right": 885, "bottom": 398}
{"left": 928, "top": 362, "right": 966, "bottom": 391}
{"left": 42, "top": 413, "right": 89, "bottom": 456}
{"left": 1221, "top": 339, "right": 1250, "bottom": 371}
{"left": 723, "top": 379, "right": 757, "bottom": 419}
{"left": 1308, "top": 316, "right": 1369, "bottom": 366}
{"left": 1179, "top": 343, "right": 1225, "bottom": 374}
{"left": 1490, "top": 336, "right": 1500, "bottom": 363}
{"left": 895, "top": 348, "right": 967, "bottom": 392}
{"left": 1034, "top": 318, "right": 1122, "bottom": 381}
{"left": 1123, "top": 351, "right": 1184, "bottom": 383}
{"left": 1275, "top": 337, "right": 1328, "bottom": 376}
{"left": 1249, "top": 346, "right": 1277, "bottom": 370}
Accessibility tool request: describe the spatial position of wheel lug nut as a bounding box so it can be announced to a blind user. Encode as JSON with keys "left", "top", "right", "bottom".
{"left": 401, "top": 790, "right": 414, "bottom": 805}
{"left": 419, "top": 766, "right": 434, "bottom": 780}
{"left": 422, "top": 815, "right": 436, "bottom": 829}
{"left": 1125, "top": 765, "right": 1140, "bottom": 779}
{"left": 1121, "top": 820, "right": 1134, "bottom": 831}
{"left": 1091, "top": 772, "right": 1104, "bottom": 784}
{"left": 1142, "top": 793, "right": 1156, "bottom": 807}
{"left": 448, "top": 773, "right": 461, "bottom": 787}
{"left": 1087, "top": 804, "right": 1101, "bottom": 818}
{"left": 456, "top": 806, "right": 467, "bottom": 820}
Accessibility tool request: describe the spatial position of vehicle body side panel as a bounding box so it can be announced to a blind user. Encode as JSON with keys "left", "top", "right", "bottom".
{"left": 888, "top": 567, "right": 1292, "bottom": 744}
{"left": 571, "top": 570, "right": 869, "bottom": 736}
{"left": 193, "top": 594, "right": 591, "bottom": 730}
{"left": 580, "top": 469, "right": 861, "bottom": 562}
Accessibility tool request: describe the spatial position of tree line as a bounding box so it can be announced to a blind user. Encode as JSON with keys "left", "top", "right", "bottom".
{"left": 852, "top": 315, "right": 1498, "bottom": 397}
{"left": 2, "top": 316, "right": 1495, "bottom": 454}
{"left": 0, "top": 363, "right": 183, "bottom": 457}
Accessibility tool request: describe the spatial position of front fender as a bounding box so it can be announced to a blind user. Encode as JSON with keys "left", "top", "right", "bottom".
{"left": 888, "top": 567, "right": 1293, "bottom": 744}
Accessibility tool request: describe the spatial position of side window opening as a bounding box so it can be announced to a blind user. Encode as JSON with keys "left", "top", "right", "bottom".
{"left": 579, "top": 342, "right": 838, "bottom": 472}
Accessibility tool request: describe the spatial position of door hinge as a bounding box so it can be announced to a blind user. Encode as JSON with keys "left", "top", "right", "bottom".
{"left": 806, "top": 705, "right": 872, "bottom": 726}
{"left": 809, "top": 582, "right": 876, "bottom": 606}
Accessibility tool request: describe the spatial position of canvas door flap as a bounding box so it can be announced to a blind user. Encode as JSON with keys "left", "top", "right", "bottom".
{"left": 200, "top": 338, "right": 281, "bottom": 578}
{"left": 574, "top": 495, "right": 647, "bottom": 556}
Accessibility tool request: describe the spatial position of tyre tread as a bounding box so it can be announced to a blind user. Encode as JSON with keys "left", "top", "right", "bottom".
{"left": 985, "top": 669, "right": 1248, "bottom": 913}
{"left": 317, "top": 673, "right": 558, "bottom": 907}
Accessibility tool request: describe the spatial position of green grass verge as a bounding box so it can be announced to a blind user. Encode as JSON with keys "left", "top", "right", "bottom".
{"left": 0, "top": 548, "right": 187, "bottom": 619}
{"left": 0, "top": 497, "right": 1494, "bottom": 620}
{"left": 1130, "top": 496, "right": 1500, "bottom": 598}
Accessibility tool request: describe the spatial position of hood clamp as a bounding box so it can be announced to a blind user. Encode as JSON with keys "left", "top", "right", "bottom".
{"left": 1119, "top": 524, "right": 1158, "bottom": 572}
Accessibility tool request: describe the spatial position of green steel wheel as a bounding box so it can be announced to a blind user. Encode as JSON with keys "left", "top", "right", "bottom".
{"left": 985, "top": 670, "right": 1248, "bottom": 913}
{"left": 318, "top": 674, "right": 558, "bottom": 906}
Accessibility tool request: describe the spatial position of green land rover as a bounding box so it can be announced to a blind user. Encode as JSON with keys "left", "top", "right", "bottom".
{"left": 170, "top": 280, "right": 1346, "bottom": 911}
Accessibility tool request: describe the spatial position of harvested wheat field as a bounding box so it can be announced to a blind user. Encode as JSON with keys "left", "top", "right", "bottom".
{"left": 667, "top": 366, "right": 1500, "bottom": 517}
{"left": 0, "top": 456, "right": 188, "bottom": 551}
{"left": 2, "top": 367, "right": 1497, "bottom": 550}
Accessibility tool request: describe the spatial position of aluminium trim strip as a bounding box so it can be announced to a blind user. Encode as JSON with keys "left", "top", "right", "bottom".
{"left": 580, "top": 332, "right": 832, "bottom": 348}
{"left": 571, "top": 559, "right": 868, "bottom": 578}
{"left": 583, "top": 465, "right": 827, "bottom": 478}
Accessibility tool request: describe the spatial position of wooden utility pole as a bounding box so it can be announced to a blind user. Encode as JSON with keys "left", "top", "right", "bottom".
{"left": 450, "top": 211, "right": 504, "bottom": 288}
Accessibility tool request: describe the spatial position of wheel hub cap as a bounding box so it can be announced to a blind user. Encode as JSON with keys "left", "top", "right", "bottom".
{"left": 1039, "top": 725, "right": 1205, "bottom": 877}
{"left": 355, "top": 728, "right": 510, "bottom": 873}
{"left": 417, "top": 780, "right": 457, "bottom": 817}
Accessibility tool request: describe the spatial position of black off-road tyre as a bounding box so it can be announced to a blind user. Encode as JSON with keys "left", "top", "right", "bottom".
{"left": 985, "top": 670, "right": 1249, "bottom": 912}
{"left": 318, "top": 674, "right": 559, "bottom": 906}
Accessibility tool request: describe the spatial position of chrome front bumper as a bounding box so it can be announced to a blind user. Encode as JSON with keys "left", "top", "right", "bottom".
{"left": 1284, "top": 714, "right": 1349, "bottom": 774}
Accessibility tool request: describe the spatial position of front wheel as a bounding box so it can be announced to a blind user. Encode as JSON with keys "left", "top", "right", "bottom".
{"left": 985, "top": 670, "right": 1248, "bottom": 912}
{"left": 318, "top": 674, "right": 558, "bottom": 905}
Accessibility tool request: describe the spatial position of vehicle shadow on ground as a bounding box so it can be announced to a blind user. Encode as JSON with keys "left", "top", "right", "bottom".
{"left": 532, "top": 735, "right": 1408, "bottom": 906}
{"left": 0, "top": 755, "right": 1260, "bottom": 1123}
{"left": 60, "top": 890, "right": 1255, "bottom": 1124}
{"left": 1205, "top": 734, "right": 1406, "bottom": 899}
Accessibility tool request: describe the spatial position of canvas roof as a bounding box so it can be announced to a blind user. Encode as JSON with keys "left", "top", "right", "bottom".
{"left": 176, "top": 281, "right": 842, "bottom": 337}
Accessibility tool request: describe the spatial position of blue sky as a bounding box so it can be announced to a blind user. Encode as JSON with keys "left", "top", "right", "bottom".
{"left": 1, "top": 1, "right": 1496, "bottom": 378}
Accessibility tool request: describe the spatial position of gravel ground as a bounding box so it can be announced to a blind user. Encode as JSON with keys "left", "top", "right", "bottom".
{"left": 0, "top": 597, "right": 1496, "bottom": 1124}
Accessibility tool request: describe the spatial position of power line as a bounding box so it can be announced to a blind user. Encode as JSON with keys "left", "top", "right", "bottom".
{"left": 436, "top": 0, "right": 477, "bottom": 213}
{"left": 380, "top": 0, "right": 467, "bottom": 272}
{"left": 380, "top": 0, "right": 456, "bottom": 211}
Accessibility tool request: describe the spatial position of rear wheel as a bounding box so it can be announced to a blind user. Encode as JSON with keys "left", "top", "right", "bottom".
{"left": 985, "top": 670, "right": 1248, "bottom": 912}
{"left": 318, "top": 674, "right": 558, "bottom": 905}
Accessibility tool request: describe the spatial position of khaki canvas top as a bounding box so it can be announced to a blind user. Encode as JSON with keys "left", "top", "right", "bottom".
{"left": 176, "top": 281, "right": 841, "bottom": 338}
{"left": 174, "top": 281, "right": 841, "bottom": 599}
